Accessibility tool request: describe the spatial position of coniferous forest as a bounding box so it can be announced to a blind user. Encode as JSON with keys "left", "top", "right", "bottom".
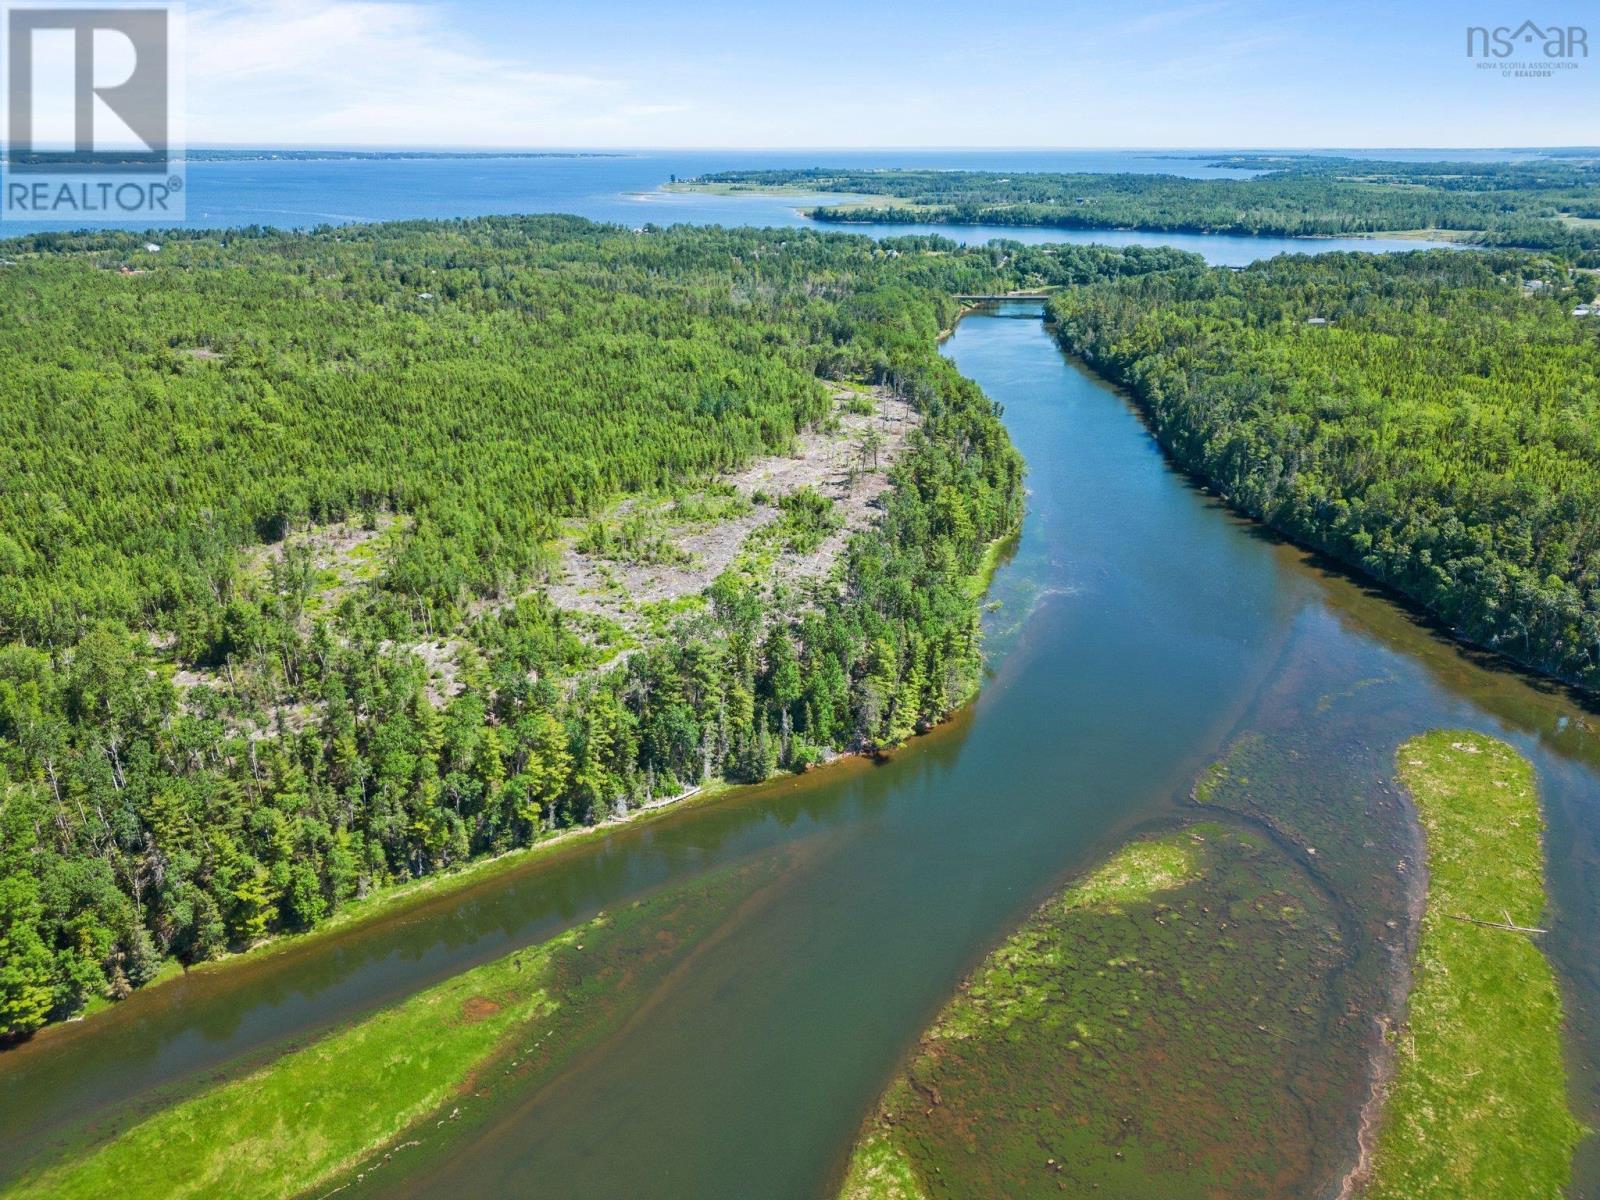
{"left": 0, "top": 217, "right": 1195, "bottom": 1038}
{"left": 1048, "top": 250, "right": 1600, "bottom": 690}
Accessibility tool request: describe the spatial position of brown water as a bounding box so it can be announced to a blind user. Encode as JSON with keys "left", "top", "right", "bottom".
{"left": 3, "top": 303, "right": 1598, "bottom": 1198}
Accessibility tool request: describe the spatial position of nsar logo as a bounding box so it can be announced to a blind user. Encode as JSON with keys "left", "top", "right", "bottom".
{"left": 1466, "top": 20, "right": 1587, "bottom": 79}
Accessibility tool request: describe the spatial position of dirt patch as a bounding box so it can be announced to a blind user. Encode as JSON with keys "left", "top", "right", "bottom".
{"left": 459, "top": 996, "right": 502, "bottom": 1024}
{"left": 406, "top": 638, "right": 467, "bottom": 706}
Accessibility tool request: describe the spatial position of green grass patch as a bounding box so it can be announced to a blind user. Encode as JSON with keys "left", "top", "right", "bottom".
{"left": 774, "top": 486, "right": 843, "bottom": 553}
{"left": 1056, "top": 836, "right": 1200, "bottom": 910}
{"left": 7, "top": 856, "right": 785, "bottom": 1200}
{"left": 839, "top": 1130, "right": 928, "bottom": 1200}
{"left": 1366, "top": 731, "right": 1585, "bottom": 1199}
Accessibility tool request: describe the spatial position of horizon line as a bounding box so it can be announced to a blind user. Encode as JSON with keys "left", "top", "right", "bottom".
{"left": 140, "top": 142, "right": 1600, "bottom": 154}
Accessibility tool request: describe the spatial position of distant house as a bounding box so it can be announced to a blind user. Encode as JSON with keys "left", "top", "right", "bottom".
{"left": 1575, "top": 305, "right": 1595, "bottom": 317}
{"left": 1305, "top": 316, "right": 1330, "bottom": 325}
{"left": 144, "top": 242, "right": 161, "bottom": 253}
{"left": 1522, "top": 278, "right": 1550, "bottom": 292}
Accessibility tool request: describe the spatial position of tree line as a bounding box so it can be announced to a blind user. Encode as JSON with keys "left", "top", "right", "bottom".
{"left": 1048, "top": 249, "right": 1600, "bottom": 691}
{"left": 689, "top": 160, "right": 1600, "bottom": 262}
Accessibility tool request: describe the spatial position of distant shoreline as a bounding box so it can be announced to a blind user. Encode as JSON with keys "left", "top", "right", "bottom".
{"left": 4, "top": 149, "right": 632, "bottom": 168}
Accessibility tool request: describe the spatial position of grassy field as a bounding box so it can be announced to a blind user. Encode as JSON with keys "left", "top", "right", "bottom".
{"left": 837, "top": 822, "right": 1356, "bottom": 1199}
{"left": 5, "top": 855, "right": 786, "bottom": 1200}
{"left": 1366, "top": 731, "right": 1584, "bottom": 1198}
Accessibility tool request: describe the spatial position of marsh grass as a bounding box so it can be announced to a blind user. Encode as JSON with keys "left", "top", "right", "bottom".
{"left": 839, "top": 822, "right": 1352, "bottom": 1199}
{"left": 7, "top": 858, "right": 783, "bottom": 1200}
{"left": 1366, "top": 731, "right": 1585, "bottom": 1199}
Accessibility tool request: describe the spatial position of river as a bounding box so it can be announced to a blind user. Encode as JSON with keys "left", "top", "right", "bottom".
{"left": 3, "top": 293, "right": 1597, "bottom": 1197}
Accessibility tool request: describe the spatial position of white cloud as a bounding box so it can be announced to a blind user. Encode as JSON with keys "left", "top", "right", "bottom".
{"left": 185, "top": 0, "right": 667, "bottom": 145}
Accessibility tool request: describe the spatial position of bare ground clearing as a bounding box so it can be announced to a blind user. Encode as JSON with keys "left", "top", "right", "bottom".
{"left": 545, "top": 387, "right": 917, "bottom": 632}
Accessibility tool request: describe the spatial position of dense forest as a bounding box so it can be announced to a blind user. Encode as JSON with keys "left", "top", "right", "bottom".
{"left": 0, "top": 217, "right": 1197, "bottom": 1039}
{"left": 687, "top": 159, "right": 1600, "bottom": 261}
{"left": 1048, "top": 250, "right": 1600, "bottom": 690}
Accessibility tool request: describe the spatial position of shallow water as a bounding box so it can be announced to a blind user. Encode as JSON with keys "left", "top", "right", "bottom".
{"left": 3, "top": 303, "right": 1598, "bottom": 1197}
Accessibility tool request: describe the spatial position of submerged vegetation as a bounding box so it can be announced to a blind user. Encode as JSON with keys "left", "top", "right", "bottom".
{"left": 836, "top": 822, "right": 1358, "bottom": 1199}
{"left": 4, "top": 853, "right": 791, "bottom": 1200}
{"left": 1049, "top": 250, "right": 1600, "bottom": 691}
{"left": 0, "top": 217, "right": 1204, "bottom": 1039}
{"left": 1367, "top": 732, "right": 1583, "bottom": 1199}
{"left": 686, "top": 158, "right": 1600, "bottom": 262}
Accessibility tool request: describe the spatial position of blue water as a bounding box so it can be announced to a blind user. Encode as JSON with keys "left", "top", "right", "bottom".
{"left": 0, "top": 148, "right": 1460, "bottom": 265}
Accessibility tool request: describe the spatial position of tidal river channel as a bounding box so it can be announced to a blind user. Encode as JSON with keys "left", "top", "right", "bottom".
{"left": 3, "top": 302, "right": 1598, "bottom": 1199}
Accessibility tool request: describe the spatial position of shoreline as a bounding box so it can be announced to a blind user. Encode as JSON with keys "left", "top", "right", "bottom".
{"left": 807, "top": 209, "right": 1474, "bottom": 245}
{"left": 11, "top": 855, "right": 804, "bottom": 1200}
{"left": 17, "top": 514, "right": 1019, "bottom": 1051}
{"left": 1040, "top": 313, "right": 1600, "bottom": 706}
{"left": 1335, "top": 796, "right": 1429, "bottom": 1200}
{"left": 664, "top": 182, "right": 1473, "bottom": 247}
{"left": 834, "top": 817, "right": 1363, "bottom": 1198}
{"left": 1188, "top": 739, "right": 1424, "bottom": 1200}
{"left": 15, "top": 765, "right": 781, "bottom": 1047}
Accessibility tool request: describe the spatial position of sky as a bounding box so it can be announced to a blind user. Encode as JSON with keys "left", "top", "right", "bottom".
{"left": 165, "top": 0, "right": 1600, "bottom": 147}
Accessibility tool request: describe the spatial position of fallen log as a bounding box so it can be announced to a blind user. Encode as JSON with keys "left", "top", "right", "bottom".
{"left": 1446, "top": 910, "right": 1548, "bottom": 936}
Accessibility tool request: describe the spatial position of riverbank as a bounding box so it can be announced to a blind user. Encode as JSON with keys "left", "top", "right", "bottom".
{"left": 1, "top": 218, "right": 1057, "bottom": 1046}
{"left": 40, "top": 774, "right": 732, "bottom": 1035}
{"left": 4, "top": 854, "right": 797, "bottom": 1200}
{"left": 9, "top": 296, "right": 1600, "bottom": 1200}
{"left": 29, "top": 529, "right": 1023, "bottom": 1051}
{"left": 1363, "top": 732, "right": 1583, "bottom": 1199}
{"left": 1045, "top": 253, "right": 1600, "bottom": 696}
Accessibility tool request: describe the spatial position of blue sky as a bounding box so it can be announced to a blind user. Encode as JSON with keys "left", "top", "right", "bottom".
{"left": 182, "top": 0, "right": 1600, "bottom": 147}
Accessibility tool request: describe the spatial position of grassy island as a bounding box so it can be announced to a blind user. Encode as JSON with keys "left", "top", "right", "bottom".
{"left": 836, "top": 822, "right": 1358, "bottom": 1199}
{"left": 1366, "top": 731, "right": 1584, "bottom": 1198}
